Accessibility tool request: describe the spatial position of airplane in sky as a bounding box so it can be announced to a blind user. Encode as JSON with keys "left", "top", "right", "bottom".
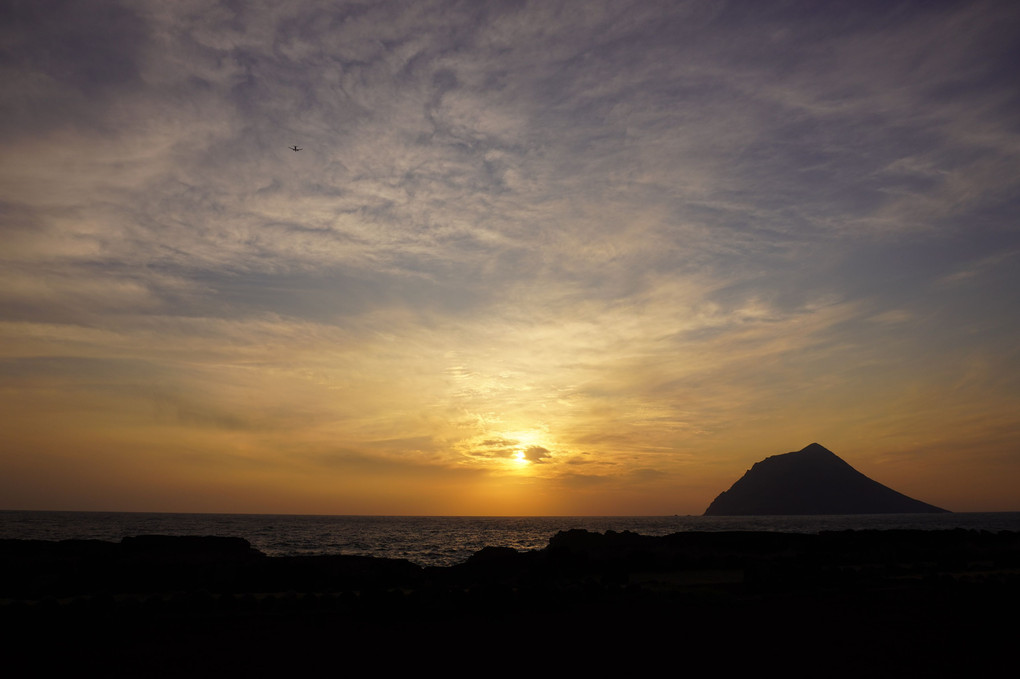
{"left": 289, "top": 145, "right": 302, "bottom": 152}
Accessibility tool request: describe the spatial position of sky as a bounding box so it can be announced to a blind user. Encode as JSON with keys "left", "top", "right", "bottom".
{"left": 1, "top": 0, "right": 1018, "bottom": 516}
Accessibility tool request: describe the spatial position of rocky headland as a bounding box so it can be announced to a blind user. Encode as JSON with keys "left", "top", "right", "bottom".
{"left": 704, "top": 443, "right": 948, "bottom": 515}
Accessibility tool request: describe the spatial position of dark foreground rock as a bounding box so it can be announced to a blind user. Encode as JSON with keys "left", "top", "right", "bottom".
{"left": 2, "top": 530, "right": 1017, "bottom": 676}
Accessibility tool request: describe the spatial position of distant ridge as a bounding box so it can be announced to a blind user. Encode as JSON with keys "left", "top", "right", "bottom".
{"left": 704, "top": 443, "right": 948, "bottom": 515}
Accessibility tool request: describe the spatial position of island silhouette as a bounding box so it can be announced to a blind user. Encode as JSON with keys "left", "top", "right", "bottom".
{"left": 704, "top": 442, "right": 948, "bottom": 515}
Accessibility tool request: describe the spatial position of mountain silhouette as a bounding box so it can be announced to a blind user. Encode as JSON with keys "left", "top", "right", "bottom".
{"left": 704, "top": 443, "right": 948, "bottom": 515}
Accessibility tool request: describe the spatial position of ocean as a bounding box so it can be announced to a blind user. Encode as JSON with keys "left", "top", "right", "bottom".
{"left": 2, "top": 510, "right": 1018, "bottom": 567}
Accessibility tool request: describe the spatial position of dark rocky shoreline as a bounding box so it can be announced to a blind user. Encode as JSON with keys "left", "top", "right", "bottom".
{"left": 4, "top": 529, "right": 1018, "bottom": 676}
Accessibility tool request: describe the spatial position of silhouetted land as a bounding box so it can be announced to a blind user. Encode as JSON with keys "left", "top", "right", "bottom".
{"left": 3, "top": 530, "right": 1017, "bottom": 676}
{"left": 705, "top": 443, "right": 948, "bottom": 515}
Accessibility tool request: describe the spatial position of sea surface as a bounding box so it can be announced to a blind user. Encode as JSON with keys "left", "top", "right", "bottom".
{"left": 2, "top": 510, "right": 1018, "bottom": 567}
